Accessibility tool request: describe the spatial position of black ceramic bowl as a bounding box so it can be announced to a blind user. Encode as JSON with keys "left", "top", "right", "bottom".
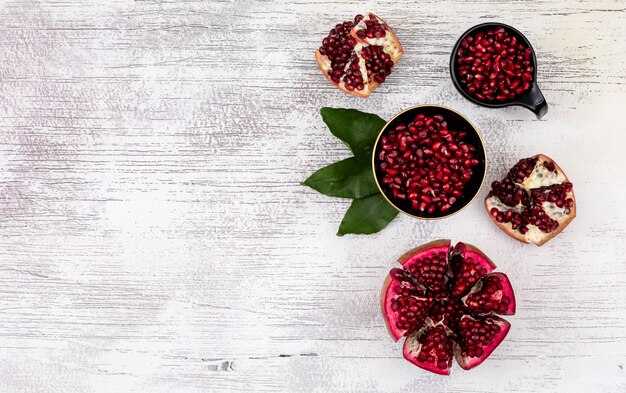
{"left": 450, "top": 22, "right": 548, "bottom": 119}
{"left": 372, "top": 105, "right": 487, "bottom": 220}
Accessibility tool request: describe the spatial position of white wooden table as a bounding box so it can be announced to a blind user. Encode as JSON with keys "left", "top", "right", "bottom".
{"left": 1, "top": 1, "right": 625, "bottom": 392}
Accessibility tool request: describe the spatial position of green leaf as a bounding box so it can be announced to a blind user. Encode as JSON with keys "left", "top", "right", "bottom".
{"left": 302, "top": 156, "right": 378, "bottom": 199}
{"left": 320, "top": 107, "right": 387, "bottom": 157}
{"left": 337, "top": 193, "right": 399, "bottom": 236}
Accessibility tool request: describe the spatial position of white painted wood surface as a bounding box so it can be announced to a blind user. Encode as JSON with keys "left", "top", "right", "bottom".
{"left": 0, "top": 1, "right": 625, "bottom": 392}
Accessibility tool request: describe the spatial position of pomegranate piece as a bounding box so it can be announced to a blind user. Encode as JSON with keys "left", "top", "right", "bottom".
{"left": 381, "top": 240, "right": 516, "bottom": 374}
{"left": 404, "top": 250, "right": 449, "bottom": 292}
{"left": 450, "top": 242, "right": 496, "bottom": 297}
{"left": 404, "top": 325, "right": 454, "bottom": 375}
{"left": 453, "top": 315, "right": 511, "bottom": 370}
{"left": 381, "top": 269, "right": 433, "bottom": 341}
{"left": 462, "top": 273, "right": 515, "bottom": 316}
{"left": 374, "top": 113, "right": 481, "bottom": 215}
{"left": 455, "top": 26, "right": 534, "bottom": 103}
{"left": 316, "top": 13, "right": 403, "bottom": 97}
{"left": 485, "top": 154, "right": 576, "bottom": 246}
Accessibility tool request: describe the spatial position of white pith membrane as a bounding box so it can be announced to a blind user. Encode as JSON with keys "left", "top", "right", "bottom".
{"left": 383, "top": 240, "right": 515, "bottom": 375}
{"left": 316, "top": 13, "right": 403, "bottom": 97}
{"left": 485, "top": 155, "right": 575, "bottom": 245}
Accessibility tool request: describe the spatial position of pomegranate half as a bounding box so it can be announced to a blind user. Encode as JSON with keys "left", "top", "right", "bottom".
{"left": 381, "top": 240, "right": 515, "bottom": 375}
{"left": 485, "top": 154, "right": 576, "bottom": 246}
{"left": 316, "top": 13, "right": 403, "bottom": 97}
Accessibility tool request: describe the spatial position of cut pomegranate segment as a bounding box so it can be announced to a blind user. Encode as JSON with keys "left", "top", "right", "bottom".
{"left": 450, "top": 242, "right": 496, "bottom": 297}
{"left": 401, "top": 245, "right": 450, "bottom": 293}
{"left": 381, "top": 269, "right": 433, "bottom": 341}
{"left": 397, "top": 239, "right": 452, "bottom": 268}
{"left": 485, "top": 154, "right": 576, "bottom": 246}
{"left": 404, "top": 325, "right": 454, "bottom": 375}
{"left": 381, "top": 240, "right": 515, "bottom": 375}
{"left": 453, "top": 315, "right": 511, "bottom": 370}
{"left": 316, "top": 13, "right": 403, "bottom": 97}
{"left": 462, "top": 273, "right": 515, "bottom": 316}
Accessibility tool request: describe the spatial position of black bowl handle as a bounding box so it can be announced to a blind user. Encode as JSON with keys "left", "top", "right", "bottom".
{"left": 518, "top": 85, "right": 548, "bottom": 119}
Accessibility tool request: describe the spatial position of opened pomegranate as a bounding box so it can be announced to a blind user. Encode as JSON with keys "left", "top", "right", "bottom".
{"left": 382, "top": 240, "right": 515, "bottom": 375}
{"left": 316, "top": 13, "right": 403, "bottom": 97}
{"left": 485, "top": 154, "right": 576, "bottom": 246}
{"left": 375, "top": 113, "right": 480, "bottom": 215}
{"left": 455, "top": 26, "right": 534, "bottom": 102}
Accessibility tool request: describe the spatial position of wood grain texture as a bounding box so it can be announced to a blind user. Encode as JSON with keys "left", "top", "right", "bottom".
{"left": 0, "top": 0, "right": 625, "bottom": 392}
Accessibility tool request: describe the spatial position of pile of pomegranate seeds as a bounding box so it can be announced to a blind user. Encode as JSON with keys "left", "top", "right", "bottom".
{"left": 375, "top": 113, "right": 480, "bottom": 215}
{"left": 485, "top": 154, "right": 576, "bottom": 246}
{"left": 456, "top": 26, "right": 534, "bottom": 103}
{"left": 315, "top": 13, "right": 403, "bottom": 97}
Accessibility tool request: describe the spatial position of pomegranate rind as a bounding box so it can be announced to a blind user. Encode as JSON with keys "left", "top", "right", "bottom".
{"left": 314, "top": 51, "right": 371, "bottom": 98}
{"left": 350, "top": 13, "right": 404, "bottom": 62}
{"left": 380, "top": 274, "right": 404, "bottom": 341}
{"left": 462, "top": 272, "right": 516, "bottom": 316}
{"left": 453, "top": 315, "right": 511, "bottom": 370}
{"left": 381, "top": 274, "right": 404, "bottom": 341}
{"left": 403, "top": 327, "right": 453, "bottom": 376}
{"left": 485, "top": 154, "right": 576, "bottom": 246}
